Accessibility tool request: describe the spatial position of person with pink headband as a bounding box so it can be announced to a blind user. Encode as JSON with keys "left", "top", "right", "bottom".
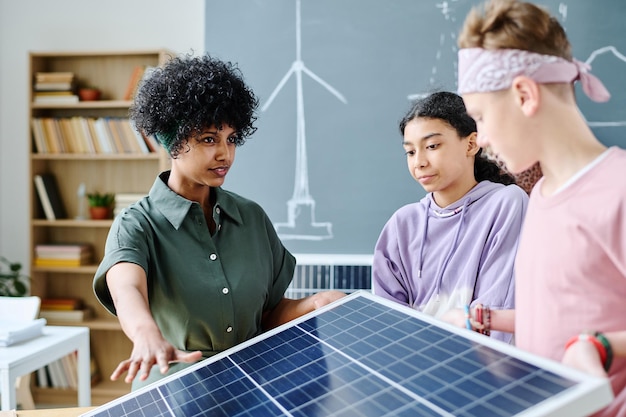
{"left": 457, "top": 1, "right": 625, "bottom": 416}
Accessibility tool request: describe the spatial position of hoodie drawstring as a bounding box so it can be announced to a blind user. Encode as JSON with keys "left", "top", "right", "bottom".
{"left": 433, "top": 197, "right": 470, "bottom": 300}
{"left": 412, "top": 199, "right": 431, "bottom": 308}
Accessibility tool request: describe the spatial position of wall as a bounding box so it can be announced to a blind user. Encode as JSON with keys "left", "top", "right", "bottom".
{"left": 206, "top": 0, "right": 626, "bottom": 255}
{"left": 0, "top": 0, "right": 205, "bottom": 272}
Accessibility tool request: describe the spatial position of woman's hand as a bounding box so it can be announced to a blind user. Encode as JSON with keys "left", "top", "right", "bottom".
{"left": 106, "top": 262, "right": 203, "bottom": 383}
{"left": 310, "top": 290, "right": 348, "bottom": 309}
{"left": 111, "top": 327, "right": 202, "bottom": 383}
{"left": 262, "top": 291, "right": 347, "bottom": 330}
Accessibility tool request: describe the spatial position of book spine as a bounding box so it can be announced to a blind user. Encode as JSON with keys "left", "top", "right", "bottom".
{"left": 34, "top": 174, "right": 56, "bottom": 220}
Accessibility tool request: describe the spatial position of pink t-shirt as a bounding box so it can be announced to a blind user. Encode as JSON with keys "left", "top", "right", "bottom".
{"left": 516, "top": 147, "right": 626, "bottom": 417}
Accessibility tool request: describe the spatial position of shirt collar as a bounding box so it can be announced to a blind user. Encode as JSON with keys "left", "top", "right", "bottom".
{"left": 149, "top": 171, "right": 243, "bottom": 229}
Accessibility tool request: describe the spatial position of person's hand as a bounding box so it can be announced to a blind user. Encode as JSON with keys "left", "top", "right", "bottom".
{"left": 562, "top": 338, "right": 608, "bottom": 378}
{"left": 440, "top": 308, "right": 468, "bottom": 329}
{"left": 111, "top": 327, "right": 203, "bottom": 384}
{"left": 311, "top": 290, "right": 347, "bottom": 309}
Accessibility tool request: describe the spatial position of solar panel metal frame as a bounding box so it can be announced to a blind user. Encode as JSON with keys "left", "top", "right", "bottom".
{"left": 80, "top": 291, "right": 613, "bottom": 417}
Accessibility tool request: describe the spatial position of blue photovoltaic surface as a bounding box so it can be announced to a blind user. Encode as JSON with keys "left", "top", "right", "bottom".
{"left": 81, "top": 293, "right": 586, "bottom": 417}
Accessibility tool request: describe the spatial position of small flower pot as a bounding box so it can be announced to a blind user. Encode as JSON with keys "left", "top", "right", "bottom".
{"left": 89, "top": 206, "right": 112, "bottom": 220}
{"left": 78, "top": 88, "right": 101, "bottom": 101}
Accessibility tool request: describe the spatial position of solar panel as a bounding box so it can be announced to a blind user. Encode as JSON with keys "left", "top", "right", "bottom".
{"left": 80, "top": 291, "right": 613, "bottom": 417}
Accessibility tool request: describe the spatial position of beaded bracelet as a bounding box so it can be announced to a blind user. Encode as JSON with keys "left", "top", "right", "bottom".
{"left": 483, "top": 306, "right": 491, "bottom": 336}
{"left": 595, "top": 332, "right": 614, "bottom": 372}
{"left": 564, "top": 333, "right": 609, "bottom": 371}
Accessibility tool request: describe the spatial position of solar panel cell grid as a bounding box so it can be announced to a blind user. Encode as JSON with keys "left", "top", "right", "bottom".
{"left": 81, "top": 292, "right": 611, "bottom": 417}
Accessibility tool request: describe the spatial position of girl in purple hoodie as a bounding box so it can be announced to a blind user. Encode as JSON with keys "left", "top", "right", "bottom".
{"left": 372, "top": 91, "right": 528, "bottom": 342}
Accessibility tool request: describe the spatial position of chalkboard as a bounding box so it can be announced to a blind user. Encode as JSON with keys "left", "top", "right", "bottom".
{"left": 205, "top": 0, "right": 626, "bottom": 255}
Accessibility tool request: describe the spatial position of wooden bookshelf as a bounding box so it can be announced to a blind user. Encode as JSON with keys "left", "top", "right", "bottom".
{"left": 28, "top": 49, "right": 172, "bottom": 406}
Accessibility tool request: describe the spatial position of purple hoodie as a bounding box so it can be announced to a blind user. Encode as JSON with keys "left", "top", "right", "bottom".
{"left": 373, "top": 181, "right": 528, "bottom": 342}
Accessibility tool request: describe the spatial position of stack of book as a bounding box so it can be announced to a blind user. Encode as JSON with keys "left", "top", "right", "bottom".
{"left": 38, "top": 297, "right": 93, "bottom": 322}
{"left": 113, "top": 193, "right": 146, "bottom": 217}
{"left": 33, "top": 72, "right": 79, "bottom": 104}
{"left": 34, "top": 243, "right": 93, "bottom": 267}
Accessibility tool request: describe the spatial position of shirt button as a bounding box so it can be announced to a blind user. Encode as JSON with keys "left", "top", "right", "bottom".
{"left": 218, "top": 224, "right": 221, "bottom": 231}
{"left": 226, "top": 326, "right": 233, "bottom": 333}
{"left": 222, "top": 287, "right": 229, "bottom": 294}
{"left": 209, "top": 253, "right": 217, "bottom": 261}
{"left": 215, "top": 207, "right": 221, "bottom": 214}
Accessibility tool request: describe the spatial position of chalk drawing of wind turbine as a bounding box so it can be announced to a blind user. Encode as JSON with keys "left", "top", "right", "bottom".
{"left": 262, "top": 0, "right": 347, "bottom": 240}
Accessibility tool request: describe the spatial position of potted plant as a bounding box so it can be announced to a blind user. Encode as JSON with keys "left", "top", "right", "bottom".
{"left": 87, "top": 192, "right": 115, "bottom": 220}
{"left": 78, "top": 86, "right": 101, "bottom": 101}
{"left": 0, "top": 256, "right": 29, "bottom": 297}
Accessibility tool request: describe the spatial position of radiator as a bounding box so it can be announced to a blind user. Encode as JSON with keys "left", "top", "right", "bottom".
{"left": 286, "top": 254, "right": 373, "bottom": 299}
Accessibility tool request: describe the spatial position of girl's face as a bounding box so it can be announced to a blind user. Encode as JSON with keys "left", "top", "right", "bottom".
{"left": 463, "top": 91, "right": 534, "bottom": 174}
{"left": 403, "top": 117, "right": 477, "bottom": 206}
{"left": 172, "top": 124, "right": 239, "bottom": 189}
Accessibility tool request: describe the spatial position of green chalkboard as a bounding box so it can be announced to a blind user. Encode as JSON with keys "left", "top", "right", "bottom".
{"left": 205, "top": 0, "right": 626, "bottom": 254}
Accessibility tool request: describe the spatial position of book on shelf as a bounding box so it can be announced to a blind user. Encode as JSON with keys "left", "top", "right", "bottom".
{"left": 34, "top": 91, "right": 76, "bottom": 97}
{"left": 35, "top": 242, "right": 92, "bottom": 253}
{"left": 34, "top": 243, "right": 94, "bottom": 266}
{"left": 41, "top": 117, "right": 63, "bottom": 154}
{"left": 34, "top": 173, "right": 67, "bottom": 220}
{"left": 127, "top": 120, "right": 151, "bottom": 153}
{"left": 36, "top": 352, "right": 100, "bottom": 389}
{"left": 34, "top": 82, "right": 75, "bottom": 91}
{"left": 34, "top": 71, "right": 76, "bottom": 93}
{"left": 34, "top": 94, "right": 79, "bottom": 104}
{"left": 31, "top": 118, "right": 48, "bottom": 153}
{"left": 119, "top": 118, "right": 149, "bottom": 154}
{"left": 40, "top": 297, "right": 84, "bottom": 311}
{"left": 39, "top": 308, "right": 93, "bottom": 322}
{"left": 60, "top": 351, "right": 79, "bottom": 389}
{"left": 92, "top": 118, "right": 116, "bottom": 154}
{"left": 114, "top": 192, "right": 146, "bottom": 216}
{"left": 75, "top": 117, "right": 97, "bottom": 154}
{"left": 34, "top": 257, "right": 92, "bottom": 267}
{"left": 35, "top": 71, "right": 75, "bottom": 83}
{"left": 36, "top": 365, "right": 50, "bottom": 388}
{"left": 142, "top": 132, "right": 160, "bottom": 153}
{"left": 107, "top": 117, "right": 131, "bottom": 153}
{"left": 123, "top": 65, "right": 147, "bottom": 101}
{"left": 48, "top": 357, "right": 69, "bottom": 389}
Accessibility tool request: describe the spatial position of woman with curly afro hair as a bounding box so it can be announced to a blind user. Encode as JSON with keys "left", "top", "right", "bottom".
{"left": 93, "top": 53, "right": 345, "bottom": 389}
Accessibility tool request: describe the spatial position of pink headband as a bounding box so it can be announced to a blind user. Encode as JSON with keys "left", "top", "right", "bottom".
{"left": 457, "top": 48, "right": 610, "bottom": 102}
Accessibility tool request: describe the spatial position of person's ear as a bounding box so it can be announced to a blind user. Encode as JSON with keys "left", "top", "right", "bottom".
{"left": 511, "top": 75, "right": 540, "bottom": 116}
{"left": 466, "top": 132, "right": 480, "bottom": 156}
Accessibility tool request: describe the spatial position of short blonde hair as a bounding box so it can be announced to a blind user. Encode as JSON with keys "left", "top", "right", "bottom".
{"left": 458, "top": 0, "right": 572, "bottom": 60}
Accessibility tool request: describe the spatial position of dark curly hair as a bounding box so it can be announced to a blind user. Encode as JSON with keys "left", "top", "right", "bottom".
{"left": 130, "top": 53, "right": 259, "bottom": 158}
{"left": 399, "top": 91, "right": 515, "bottom": 185}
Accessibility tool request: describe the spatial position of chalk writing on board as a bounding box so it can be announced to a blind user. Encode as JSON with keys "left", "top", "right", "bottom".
{"left": 585, "top": 46, "right": 626, "bottom": 127}
{"left": 407, "top": 1, "right": 460, "bottom": 101}
{"left": 261, "top": 0, "right": 347, "bottom": 241}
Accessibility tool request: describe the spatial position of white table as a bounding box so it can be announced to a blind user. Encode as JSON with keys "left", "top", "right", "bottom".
{"left": 0, "top": 326, "right": 91, "bottom": 411}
